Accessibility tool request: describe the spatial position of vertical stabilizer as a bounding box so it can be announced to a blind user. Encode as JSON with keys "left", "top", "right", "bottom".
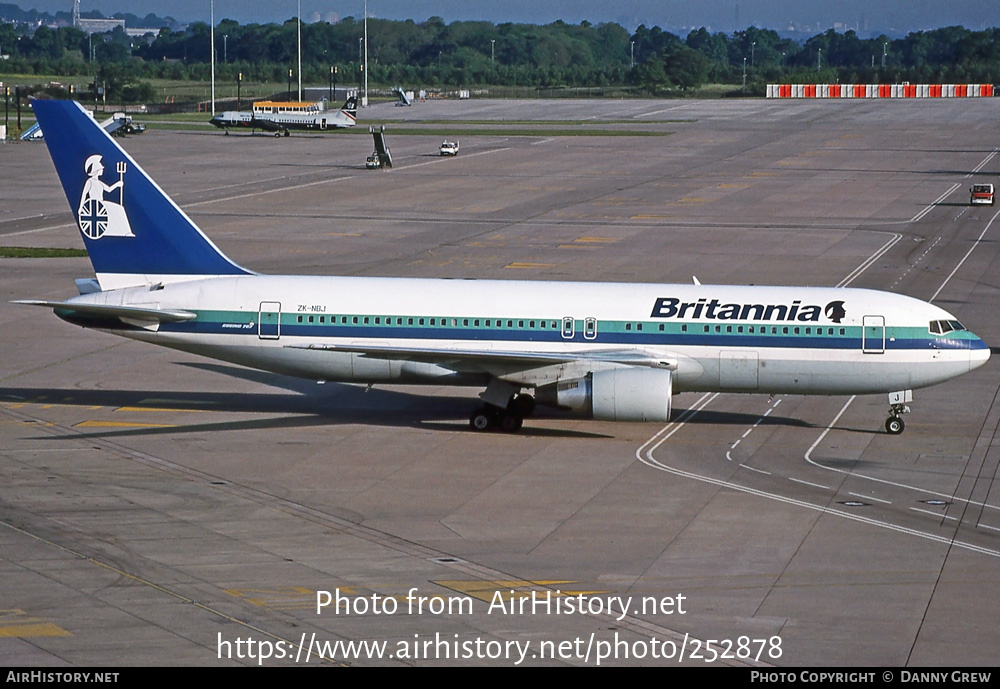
{"left": 33, "top": 100, "right": 250, "bottom": 290}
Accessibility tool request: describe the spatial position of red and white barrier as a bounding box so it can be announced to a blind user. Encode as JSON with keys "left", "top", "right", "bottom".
{"left": 766, "top": 83, "right": 995, "bottom": 98}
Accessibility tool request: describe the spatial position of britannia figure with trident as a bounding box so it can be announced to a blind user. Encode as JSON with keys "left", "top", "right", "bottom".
{"left": 77, "top": 154, "right": 135, "bottom": 239}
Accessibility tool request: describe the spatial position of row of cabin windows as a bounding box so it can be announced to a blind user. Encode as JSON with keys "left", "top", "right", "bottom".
{"left": 703, "top": 324, "right": 846, "bottom": 335}
{"left": 295, "top": 314, "right": 561, "bottom": 329}
{"left": 292, "top": 314, "right": 847, "bottom": 337}
{"left": 628, "top": 323, "right": 847, "bottom": 336}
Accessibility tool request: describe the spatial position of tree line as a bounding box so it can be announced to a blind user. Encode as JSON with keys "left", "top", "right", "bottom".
{"left": 2, "top": 16, "right": 1000, "bottom": 102}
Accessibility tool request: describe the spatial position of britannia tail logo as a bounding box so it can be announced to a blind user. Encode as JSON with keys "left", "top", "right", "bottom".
{"left": 77, "top": 154, "right": 135, "bottom": 240}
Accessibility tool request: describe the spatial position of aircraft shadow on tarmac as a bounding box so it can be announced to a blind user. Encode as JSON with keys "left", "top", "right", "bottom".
{"left": 4, "top": 363, "right": 893, "bottom": 441}
{"left": 2, "top": 364, "right": 610, "bottom": 440}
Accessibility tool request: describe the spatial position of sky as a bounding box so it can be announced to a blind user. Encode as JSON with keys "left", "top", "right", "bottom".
{"left": 19, "top": 1, "right": 1000, "bottom": 34}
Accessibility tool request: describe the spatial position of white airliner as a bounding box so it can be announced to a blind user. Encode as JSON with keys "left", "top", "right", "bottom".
{"left": 209, "top": 96, "right": 357, "bottom": 136}
{"left": 18, "top": 100, "right": 991, "bottom": 434}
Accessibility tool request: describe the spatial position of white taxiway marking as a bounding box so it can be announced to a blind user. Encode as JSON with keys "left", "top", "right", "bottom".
{"left": 638, "top": 159, "right": 1000, "bottom": 557}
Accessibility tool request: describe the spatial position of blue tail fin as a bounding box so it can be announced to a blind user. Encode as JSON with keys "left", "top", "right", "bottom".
{"left": 33, "top": 100, "right": 250, "bottom": 290}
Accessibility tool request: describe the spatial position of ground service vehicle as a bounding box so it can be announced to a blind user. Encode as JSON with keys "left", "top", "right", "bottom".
{"left": 970, "top": 183, "right": 994, "bottom": 205}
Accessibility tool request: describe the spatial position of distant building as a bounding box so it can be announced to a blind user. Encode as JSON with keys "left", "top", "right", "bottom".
{"left": 72, "top": 0, "right": 125, "bottom": 34}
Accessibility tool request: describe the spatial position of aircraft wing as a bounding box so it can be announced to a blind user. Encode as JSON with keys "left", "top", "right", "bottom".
{"left": 287, "top": 342, "right": 678, "bottom": 371}
{"left": 13, "top": 300, "right": 197, "bottom": 323}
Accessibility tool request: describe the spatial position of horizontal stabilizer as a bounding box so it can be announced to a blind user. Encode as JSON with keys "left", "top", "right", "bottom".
{"left": 13, "top": 300, "right": 197, "bottom": 323}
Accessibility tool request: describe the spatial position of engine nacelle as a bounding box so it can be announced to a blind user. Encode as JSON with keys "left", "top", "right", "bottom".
{"left": 536, "top": 368, "right": 673, "bottom": 422}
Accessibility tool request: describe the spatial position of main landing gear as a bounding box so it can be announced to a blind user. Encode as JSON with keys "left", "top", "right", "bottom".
{"left": 469, "top": 393, "right": 535, "bottom": 433}
{"left": 884, "top": 390, "right": 912, "bottom": 435}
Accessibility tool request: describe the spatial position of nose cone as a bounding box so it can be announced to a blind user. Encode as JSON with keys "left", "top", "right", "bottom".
{"left": 969, "top": 335, "right": 991, "bottom": 371}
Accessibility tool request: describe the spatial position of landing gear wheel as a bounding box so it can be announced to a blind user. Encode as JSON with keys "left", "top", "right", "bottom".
{"left": 470, "top": 407, "right": 493, "bottom": 431}
{"left": 885, "top": 416, "right": 905, "bottom": 435}
{"left": 499, "top": 413, "right": 523, "bottom": 433}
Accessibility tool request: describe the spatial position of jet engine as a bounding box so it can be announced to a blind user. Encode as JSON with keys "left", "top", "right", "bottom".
{"left": 536, "top": 368, "right": 672, "bottom": 422}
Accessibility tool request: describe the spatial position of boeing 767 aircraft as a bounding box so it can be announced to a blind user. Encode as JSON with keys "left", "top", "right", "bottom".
{"left": 17, "top": 100, "right": 990, "bottom": 433}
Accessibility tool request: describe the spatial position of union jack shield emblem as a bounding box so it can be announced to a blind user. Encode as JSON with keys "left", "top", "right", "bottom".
{"left": 79, "top": 198, "right": 108, "bottom": 239}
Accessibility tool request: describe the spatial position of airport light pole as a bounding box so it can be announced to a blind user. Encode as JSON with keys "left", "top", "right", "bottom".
{"left": 237, "top": 72, "right": 242, "bottom": 110}
{"left": 751, "top": 41, "right": 755, "bottom": 68}
{"left": 491, "top": 39, "right": 495, "bottom": 65}
{"left": 742, "top": 57, "right": 746, "bottom": 92}
{"left": 630, "top": 41, "right": 634, "bottom": 68}
{"left": 288, "top": 69, "right": 293, "bottom": 100}
{"left": 210, "top": 0, "right": 215, "bottom": 115}
{"left": 297, "top": 0, "right": 302, "bottom": 101}
{"left": 223, "top": 34, "right": 227, "bottom": 63}
{"left": 363, "top": 0, "right": 369, "bottom": 107}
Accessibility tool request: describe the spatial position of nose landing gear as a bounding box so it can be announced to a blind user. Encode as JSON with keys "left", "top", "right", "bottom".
{"left": 884, "top": 390, "right": 912, "bottom": 435}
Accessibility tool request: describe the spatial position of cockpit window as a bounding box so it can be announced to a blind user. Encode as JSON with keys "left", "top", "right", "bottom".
{"left": 929, "top": 320, "right": 967, "bottom": 335}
